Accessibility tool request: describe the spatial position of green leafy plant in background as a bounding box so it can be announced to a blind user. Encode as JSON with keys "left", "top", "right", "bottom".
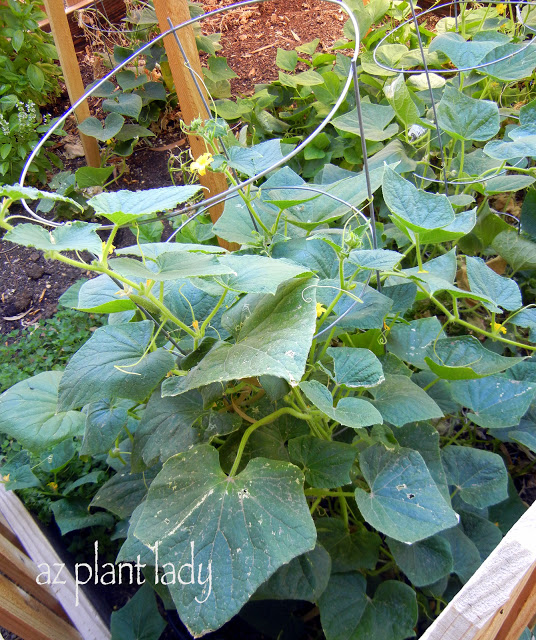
{"left": 0, "top": 0, "right": 62, "bottom": 106}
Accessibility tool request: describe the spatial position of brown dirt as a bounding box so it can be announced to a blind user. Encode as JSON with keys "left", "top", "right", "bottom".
{"left": 202, "top": 0, "right": 347, "bottom": 95}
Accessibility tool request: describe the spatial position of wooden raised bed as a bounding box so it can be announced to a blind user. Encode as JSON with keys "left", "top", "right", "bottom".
{"left": 0, "top": 484, "right": 110, "bottom": 640}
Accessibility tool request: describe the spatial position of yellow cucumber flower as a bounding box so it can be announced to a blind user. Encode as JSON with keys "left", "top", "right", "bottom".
{"left": 316, "top": 303, "right": 327, "bottom": 318}
{"left": 491, "top": 321, "right": 507, "bottom": 334}
{"left": 497, "top": 3, "right": 506, "bottom": 13}
{"left": 191, "top": 152, "right": 214, "bottom": 176}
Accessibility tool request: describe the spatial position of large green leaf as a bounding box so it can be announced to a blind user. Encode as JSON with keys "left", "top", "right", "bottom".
{"left": 5, "top": 222, "right": 103, "bottom": 257}
{"left": 384, "top": 75, "right": 423, "bottom": 127}
{"left": 288, "top": 435, "right": 357, "bottom": 488}
{"left": 465, "top": 256, "right": 522, "bottom": 312}
{"left": 439, "top": 526, "right": 482, "bottom": 584}
{"left": 417, "top": 209, "right": 477, "bottom": 245}
{"left": 216, "top": 254, "right": 311, "bottom": 294}
{"left": 0, "top": 452, "right": 41, "bottom": 491}
{"left": 0, "top": 184, "right": 82, "bottom": 208}
{"left": 300, "top": 380, "right": 383, "bottom": 429}
{"left": 110, "top": 583, "right": 166, "bottom": 640}
{"left": 0, "top": 372, "right": 85, "bottom": 453}
{"left": 382, "top": 166, "right": 455, "bottom": 232}
{"left": 318, "top": 573, "right": 417, "bottom": 640}
{"left": 109, "top": 253, "right": 233, "bottom": 281}
{"left": 368, "top": 375, "right": 443, "bottom": 427}
{"left": 253, "top": 544, "right": 331, "bottom": 603}
{"left": 450, "top": 376, "right": 536, "bottom": 428}
{"left": 134, "top": 445, "right": 316, "bottom": 637}
{"left": 332, "top": 103, "right": 399, "bottom": 141}
{"left": 88, "top": 185, "right": 202, "bottom": 225}
{"left": 316, "top": 518, "right": 381, "bottom": 572}
{"left": 441, "top": 445, "right": 508, "bottom": 508}
{"left": 354, "top": 444, "right": 458, "bottom": 543}
{"left": 437, "top": 86, "right": 499, "bottom": 142}
{"left": 116, "top": 242, "right": 227, "bottom": 258}
{"left": 386, "top": 535, "right": 453, "bottom": 587}
{"left": 424, "top": 335, "right": 525, "bottom": 380}
{"left": 59, "top": 321, "right": 174, "bottom": 411}
{"left": 480, "top": 42, "right": 536, "bottom": 81}
{"left": 326, "top": 346, "right": 385, "bottom": 388}
{"left": 271, "top": 238, "right": 338, "bottom": 279}
{"left": 163, "top": 278, "right": 317, "bottom": 393}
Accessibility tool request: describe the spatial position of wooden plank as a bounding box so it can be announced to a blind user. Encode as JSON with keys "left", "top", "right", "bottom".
{"left": 42, "top": 0, "right": 101, "bottom": 168}
{"left": 153, "top": 0, "right": 230, "bottom": 247}
{"left": 0, "top": 573, "right": 82, "bottom": 640}
{"left": 0, "top": 512, "right": 22, "bottom": 552}
{"left": 0, "top": 532, "right": 70, "bottom": 621}
{"left": 421, "top": 501, "right": 536, "bottom": 640}
{"left": 0, "top": 485, "right": 110, "bottom": 640}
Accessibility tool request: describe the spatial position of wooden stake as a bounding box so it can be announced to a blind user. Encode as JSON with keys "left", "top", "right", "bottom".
{"left": 153, "top": 0, "right": 230, "bottom": 239}
{"left": 42, "top": 0, "right": 100, "bottom": 168}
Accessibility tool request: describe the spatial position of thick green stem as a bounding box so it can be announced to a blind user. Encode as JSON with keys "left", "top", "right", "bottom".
{"left": 229, "top": 407, "right": 310, "bottom": 477}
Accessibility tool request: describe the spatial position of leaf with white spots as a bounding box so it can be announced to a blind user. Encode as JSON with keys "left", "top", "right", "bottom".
{"left": 450, "top": 376, "right": 536, "bottom": 428}
{"left": 134, "top": 445, "right": 316, "bottom": 637}
{"left": 162, "top": 278, "right": 317, "bottom": 395}
{"left": 354, "top": 445, "right": 459, "bottom": 543}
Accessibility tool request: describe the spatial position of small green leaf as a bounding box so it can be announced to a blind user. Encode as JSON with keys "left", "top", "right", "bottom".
{"left": 450, "top": 376, "right": 536, "bottom": 429}
{"left": 276, "top": 48, "right": 298, "bottom": 72}
{"left": 216, "top": 254, "right": 311, "bottom": 294}
{"left": 0, "top": 452, "right": 40, "bottom": 491}
{"left": 27, "top": 63, "right": 45, "bottom": 91}
{"left": 78, "top": 112, "right": 125, "bottom": 142}
{"left": 76, "top": 275, "right": 137, "bottom": 313}
{"left": 326, "top": 347, "right": 385, "bottom": 388}
{"left": 442, "top": 445, "right": 508, "bottom": 508}
{"left": 387, "top": 317, "right": 446, "bottom": 368}
{"left": 116, "top": 70, "right": 148, "bottom": 91}
{"left": 109, "top": 253, "right": 233, "bottom": 281}
{"left": 110, "top": 584, "right": 166, "bottom": 640}
{"left": 425, "top": 336, "right": 525, "bottom": 380}
{"left": 102, "top": 93, "right": 143, "bottom": 119}
{"left": 466, "top": 256, "right": 522, "bottom": 312}
{"left": 75, "top": 166, "right": 114, "bottom": 188}
{"left": 347, "top": 249, "right": 403, "bottom": 272}
{"left": 5, "top": 222, "right": 103, "bottom": 257}
{"left": 253, "top": 544, "right": 331, "bottom": 602}
{"left": 332, "top": 103, "right": 399, "bottom": 141}
{"left": 0, "top": 372, "right": 85, "bottom": 452}
{"left": 437, "top": 86, "right": 499, "bottom": 142}
{"left": 134, "top": 445, "right": 316, "bottom": 637}
{"left": 355, "top": 444, "right": 458, "bottom": 543}
{"left": 88, "top": 185, "right": 202, "bottom": 225}
{"left": 288, "top": 435, "right": 356, "bottom": 488}
{"left": 91, "top": 467, "right": 158, "bottom": 519}
{"left": 316, "top": 517, "right": 381, "bottom": 572}
{"left": 51, "top": 499, "right": 115, "bottom": 535}
{"left": 492, "top": 231, "right": 536, "bottom": 272}
{"left": 319, "top": 573, "right": 418, "bottom": 640}
{"left": 368, "top": 375, "right": 444, "bottom": 427}
{"left": 384, "top": 75, "right": 423, "bottom": 126}
{"left": 81, "top": 400, "right": 129, "bottom": 456}
{"left": 300, "top": 380, "right": 383, "bottom": 429}
{"left": 386, "top": 535, "right": 453, "bottom": 587}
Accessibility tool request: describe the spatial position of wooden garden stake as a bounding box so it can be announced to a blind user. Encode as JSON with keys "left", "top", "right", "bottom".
{"left": 153, "top": 0, "right": 230, "bottom": 236}
{"left": 42, "top": 0, "right": 100, "bottom": 168}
